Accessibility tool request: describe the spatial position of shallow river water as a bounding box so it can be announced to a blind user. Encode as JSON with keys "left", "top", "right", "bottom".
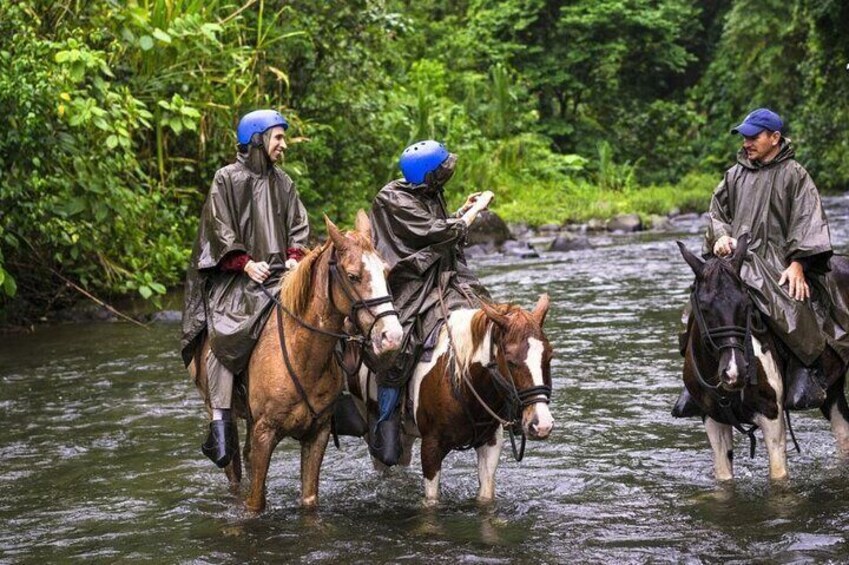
{"left": 3, "top": 196, "right": 849, "bottom": 564}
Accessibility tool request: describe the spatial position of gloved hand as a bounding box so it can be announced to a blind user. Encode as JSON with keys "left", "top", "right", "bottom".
{"left": 244, "top": 260, "right": 271, "bottom": 283}
{"left": 713, "top": 235, "right": 737, "bottom": 257}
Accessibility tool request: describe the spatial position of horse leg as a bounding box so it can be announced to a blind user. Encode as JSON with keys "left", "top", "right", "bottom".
{"left": 300, "top": 422, "right": 332, "bottom": 508}
{"left": 398, "top": 431, "right": 416, "bottom": 467}
{"left": 705, "top": 417, "right": 734, "bottom": 480}
{"left": 224, "top": 419, "right": 242, "bottom": 486}
{"left": 475, "top": 428, "right": 503, "bottom": 503}
{"left": 245, "top": 418, "right": 279, "bottom": 513}
{"left": 754, "top": 410, "right": 788, "bottom": 480}
{"left": 421, "top": 436, "right": 448, "bottom": 505}
{"left": 754, "top": 343, "right": 788, "bottom": 480}
{"left": 243, "top": 412, "right": 254, "bottom": 469}
{"left": 822, "top": 373, "right": 849, "bottom": 455}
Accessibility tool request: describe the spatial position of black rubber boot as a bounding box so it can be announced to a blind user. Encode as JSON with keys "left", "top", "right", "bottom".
{"left": 784, "top": 359, "right": 827, "bottom": 410}
{"left": 368, "top": 408, "right": 402, "bottom": 467}
{"left": 671, "top": 387, "right": 701, "bottom": 418}
{"left": 202, "top": 419, "right": 236, "bottom": 468}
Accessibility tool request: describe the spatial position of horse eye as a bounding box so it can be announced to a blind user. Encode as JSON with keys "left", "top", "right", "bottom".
{"left": 347, "top": 272, "right": 361, "bottom": 283}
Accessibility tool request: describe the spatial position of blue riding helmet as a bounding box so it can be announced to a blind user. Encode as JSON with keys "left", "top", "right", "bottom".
{"left": 237, "top": 109, "right": 289, "bottom": 145}
{"left": 399, "top": 140, "right": 450, "bottom": 184}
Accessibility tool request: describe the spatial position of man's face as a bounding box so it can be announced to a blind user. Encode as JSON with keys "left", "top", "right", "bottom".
{"left": 742, "top": 130, "right": 780, "bottom": 162}
{"left": 265, "top": 126, "right": 287, "bottom": 161}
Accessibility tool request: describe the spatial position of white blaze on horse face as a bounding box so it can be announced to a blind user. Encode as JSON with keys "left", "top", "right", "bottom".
{"left": 725, "top": 351, "right": 739, "bottom": 382}
{"left": 525, "top": 337, "right": 553, "bottom": 437}
{"left": 362, "top": 252, "right": 402, "bottom": 353}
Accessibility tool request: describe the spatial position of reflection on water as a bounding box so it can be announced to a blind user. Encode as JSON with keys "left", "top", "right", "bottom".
{"left": 2, "top": 196, "right": 849, "bottom": 562}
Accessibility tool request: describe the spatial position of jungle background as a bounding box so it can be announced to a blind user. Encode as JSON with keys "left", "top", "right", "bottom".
{"left": 1, "top": 0, "right": 848, "bottom": 320}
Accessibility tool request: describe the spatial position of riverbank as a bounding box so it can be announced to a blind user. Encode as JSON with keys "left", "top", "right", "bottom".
{"left": 490, "top": 171, "right": 716, "bottom": 227}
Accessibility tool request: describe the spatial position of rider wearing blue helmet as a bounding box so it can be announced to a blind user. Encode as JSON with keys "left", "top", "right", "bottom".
{"left": 181, "top": 109, "right": 309, "bottom": 468}
{"left": 367, "top": 140, "right": 494, "bottom": 466}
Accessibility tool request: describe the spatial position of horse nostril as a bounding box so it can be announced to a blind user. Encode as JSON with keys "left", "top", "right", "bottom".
{"left": 380, "top": 330, "right": 400, "bottom": 349}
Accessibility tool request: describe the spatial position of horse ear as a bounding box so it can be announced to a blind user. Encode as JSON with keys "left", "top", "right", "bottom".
{"left": 480, "top": 300, "right": 510, "bottom": 328}
{"left": 731, "top": 232, "right": 750, "bottom": 274}
{"left": 677, "top": 240, "right": 704, "bottom": 278}
{"left": 531, "top": 293, "right": 550, "bottom": 327}
{"left": 324, "top": 214, "right": 349, "bottom": 251}
{"left": 355, "top": 209, "right": 372, "bottom": 240}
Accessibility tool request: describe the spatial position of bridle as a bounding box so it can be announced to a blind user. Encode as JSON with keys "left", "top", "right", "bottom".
{"left": 689, "top": 279, "right": 758, "bottom": 390}
{"left": 259, "top": 245, "right": 398, "bottom": 423}
{"left": 327, "top": 250, "right": 398, "bottom": 344}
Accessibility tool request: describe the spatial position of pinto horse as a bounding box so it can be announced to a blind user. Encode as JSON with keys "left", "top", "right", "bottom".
{"left": 352, "top": 294, "right": 554, "bottom": 504}
{"left": 678, "top": 234, "right": 849, "bottom": 481}
{"left": 191, "top": 211, "right": 403, "bottom": 511}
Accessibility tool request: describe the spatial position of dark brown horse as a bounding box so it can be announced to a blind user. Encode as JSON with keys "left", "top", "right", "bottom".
{"left": 191, "top": 211, "right": 402, "bottom": 511}
{"left": 678, "top": 235, "right": 849, "bottom": 480}
{"left": 352, "top": 294, "right": 554, "bottom": 504}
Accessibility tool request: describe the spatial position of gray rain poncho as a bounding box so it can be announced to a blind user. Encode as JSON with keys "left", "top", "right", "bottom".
{"left": 705, "top": 140, "right": 849, "bottom": 365}
{"left": 180, "top": 146, "right": 309, "bottom": 373}
{"left": 369, "top": 180, "right": 490, "bottom": 384}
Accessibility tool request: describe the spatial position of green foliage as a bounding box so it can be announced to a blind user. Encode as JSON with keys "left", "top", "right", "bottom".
{"left": 2, "top": 0, "right": 848, "bottom": 319}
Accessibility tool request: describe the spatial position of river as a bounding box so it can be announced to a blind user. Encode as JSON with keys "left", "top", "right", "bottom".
{"left": 2, "top": 195, "right": 849, "bottom": 563}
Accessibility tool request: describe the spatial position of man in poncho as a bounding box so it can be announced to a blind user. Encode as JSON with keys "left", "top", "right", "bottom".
{"left": 181, "top": 109, "right": 309, "bottom": 467}
{"left": 368, "top": 140, "right": 494, "bottom": 465}
{"left": 675, "top": 108, "right": 849, "bottom": 414}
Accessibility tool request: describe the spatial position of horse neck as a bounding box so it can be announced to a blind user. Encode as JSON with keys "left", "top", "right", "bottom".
{"left": 304, "top": 245, "right": 345, "bottom": 333}
{"left": 452, "top": 309, "right": 494, "bottom": 377}
{"left": 288, "top": 246, "right": 346, "bottom": 360}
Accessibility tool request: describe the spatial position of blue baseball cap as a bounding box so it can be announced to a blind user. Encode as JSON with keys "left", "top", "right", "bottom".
{"left": 731, "top": 108, "right": 783, "bottom": 136}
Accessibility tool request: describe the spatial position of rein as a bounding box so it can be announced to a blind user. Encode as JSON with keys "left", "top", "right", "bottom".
{"left": 258, "top": 246, "right": 397, "bottom": 424}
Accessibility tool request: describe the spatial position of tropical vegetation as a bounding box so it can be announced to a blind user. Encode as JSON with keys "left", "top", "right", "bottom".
{"left": 1, "top": 0, "right": 848, "bottom": 319}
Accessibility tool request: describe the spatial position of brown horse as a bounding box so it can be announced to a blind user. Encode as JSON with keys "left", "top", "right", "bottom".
{"left": 352, "top": 294, "right": 554, "bottom": 504}
{"left": 191, "top": 211, "right": 403, "bottom": 511}
{"left": 678, "top": 235, "right": 849, "bottom": 480}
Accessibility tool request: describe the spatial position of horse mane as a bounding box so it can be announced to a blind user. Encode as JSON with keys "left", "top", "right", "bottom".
{"left": 446, "top": 303, "right": 527, "bottom": 385}
{"left": 279, "top": 241, "right": 330, "bottom": 317}
{"left": 701, "top": 256, "right": 743, "bottom": 290}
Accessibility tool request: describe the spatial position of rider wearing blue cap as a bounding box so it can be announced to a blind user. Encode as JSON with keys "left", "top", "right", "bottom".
{"left": 181, "top": 109, "right": 310, "bottom": 467}
{"left": 674, "top": 108, "right": 849, "bottom": 416}
{"left": 367, "top": 140, "right": 494, "bottom": 466}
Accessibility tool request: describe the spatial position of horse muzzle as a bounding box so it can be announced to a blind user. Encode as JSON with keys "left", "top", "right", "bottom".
{"left": 370, "top": 315, "right": 403, "bottom": 357}
{"left": 523, "top": 403, "right": 554, "bottom": 440}
{"left": 718, "top": 350, "right": 747, "bottom": 391}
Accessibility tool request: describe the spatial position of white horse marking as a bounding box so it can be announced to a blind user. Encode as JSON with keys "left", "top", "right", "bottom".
{"left": 725, "top": 353, "right": 739, "bottom": 381}
{"left": 424, "top": 470, "right": 441, "bottom": 502}
{"left": 705, "top": 417, "right": 733, "bottom": 480}
{"left": 525, "top": 337, "right": 553, "bottom": 435}
{"left": 751, "top": 336, "right": 787, "bottom": 480}
{"left": 362, "top": 252, "right": 402, "bottom": 350}
{"left": 476, "top": 432, "right": 503, "bottom": 501}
